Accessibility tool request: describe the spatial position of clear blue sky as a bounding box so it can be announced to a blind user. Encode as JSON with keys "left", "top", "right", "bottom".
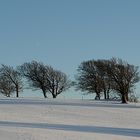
{"left": 0, "top": 0, "right": 140, "bottom": 98}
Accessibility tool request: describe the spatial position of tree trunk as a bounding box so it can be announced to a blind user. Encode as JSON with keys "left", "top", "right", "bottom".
{"left": 16, "top": 90, "right": 19, "bottom": 98}
{"left": 104, "top": 91, "right": 107, "bottom": 100}
{"left": 43, "top": 93, "right": 47, "bottom": 98}
{"left": 52, "top": 94, "right": 57, "bottom": 98}
{"left": 51, "top": 88, "right": 57, "bottom": 98}
{"left": 16, "top": 86, "right": 19, "bottom": 98}
{"left": 42, "top": 89, "right": 47, "bottom": 98}
{"left": 95, "top": 92, "right": 100, "bottom": 100}
{"left": 126, "top": 94, "right": 129, "bottom": 101}
{"left": 121, "top": 94, "right": 127, "bottom": 104}
{"left": 107, "top": 90, "right": 110, "bottom": 99}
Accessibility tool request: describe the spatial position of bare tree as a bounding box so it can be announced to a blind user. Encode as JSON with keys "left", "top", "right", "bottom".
{"left": 47, "top": 68, "right": 71, "bottom": 98}
{"left": 19, "top": 61, "right": 49, "bottom": 98}
{"left": 0, "top": 75, "right": 15, "bottom": 97}
{"left": 106, "top": 58, "right": 140, "bottom": 103}
{"left": 0, "top": 65, "right": 23, "bottom": 97}
{"left": 76, "top": 60, "right": 104, "bottom": 100}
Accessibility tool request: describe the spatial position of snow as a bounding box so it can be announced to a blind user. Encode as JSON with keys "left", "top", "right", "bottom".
{"left": 0, "top": 98, "right": 140, "bottom": 140}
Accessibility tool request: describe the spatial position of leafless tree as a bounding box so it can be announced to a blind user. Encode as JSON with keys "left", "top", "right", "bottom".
{"left": 0, "top": 65, "right": 23, "bottom": 97}
{"left": 47, "top": 68, "right": 71, "bottom": 98}
{"left": 0, "top": 75, "right": 15, "bottom": 97}
{"left": 76, "top": 60, "right": 104, "bottom": 100}
{"left": 106, "top": 58, "right": 140, "bottom": 103}
{"left": 19, "top": 61, "right": 49, "bottom": 98}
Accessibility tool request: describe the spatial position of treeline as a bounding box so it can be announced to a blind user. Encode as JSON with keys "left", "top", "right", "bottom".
{"left": 0, "top": 58, "right": 139, "bottom": 103}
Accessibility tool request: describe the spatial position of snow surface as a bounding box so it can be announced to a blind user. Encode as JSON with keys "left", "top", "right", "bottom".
{"left": 0, "top": 98, "right": 140, "bottom": 140}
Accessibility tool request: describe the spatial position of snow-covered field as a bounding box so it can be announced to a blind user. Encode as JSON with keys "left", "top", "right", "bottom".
{"left": 0, "top": 98, "right": 139, "bottom": 140}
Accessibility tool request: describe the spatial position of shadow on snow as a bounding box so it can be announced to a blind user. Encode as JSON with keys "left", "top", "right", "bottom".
{"left": 0, "top": 121, "right": 139, "bottom": 138}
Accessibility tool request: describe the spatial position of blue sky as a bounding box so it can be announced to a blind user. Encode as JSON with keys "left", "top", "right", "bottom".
{"left": 0, "top": 0, "right": 140, "bottom": 98}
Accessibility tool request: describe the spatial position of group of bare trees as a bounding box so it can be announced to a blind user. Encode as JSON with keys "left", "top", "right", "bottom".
{"left": 0, "top": 58, "right": 139, "bottom": 103}
{"left": 0, "top": 61, "right": 70, "bottom": 98}
{"left": 75, "top": 58, "right": 139, "bottom": 103}
{"left": 19, "top": 61, "right": 70, "bottom": 98}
